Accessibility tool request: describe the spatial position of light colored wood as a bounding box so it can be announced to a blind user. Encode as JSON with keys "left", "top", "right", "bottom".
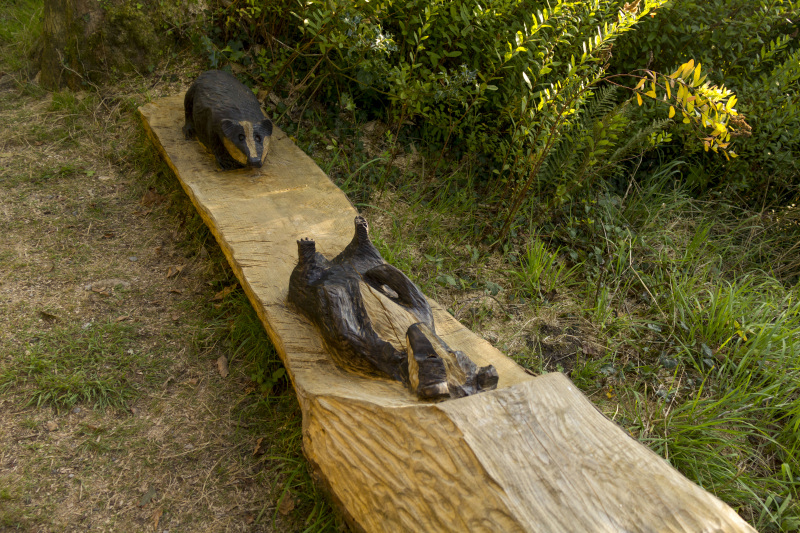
{"left": 139, "top": 94, "right": 755, "bottom": 533}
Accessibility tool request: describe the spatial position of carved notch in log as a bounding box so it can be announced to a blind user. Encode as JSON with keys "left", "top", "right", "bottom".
{"left": 288, "top": 216, "right": 498, "bottom": 400}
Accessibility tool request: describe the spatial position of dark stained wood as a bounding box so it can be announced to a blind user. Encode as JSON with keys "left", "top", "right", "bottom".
{"left": 288, "top": 216, "right": 498, "bottom": 400}
{"left": 183, "top": 70, "right": 273, "bottom": 170}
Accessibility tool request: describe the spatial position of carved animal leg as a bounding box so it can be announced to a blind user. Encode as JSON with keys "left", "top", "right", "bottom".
{"left": 363, "top": 263, "right": 434, "bottom": 331}
{"left": 333, "top": 216, "right": 386, "bottom": 274}
{"left": 406, "top": 323, "right": 449, "bottom": 400}
{"left": 406, "top": 322, "right": 499, "bottom": 400}
{"left": 182, "top": 83, "right": 197, "bottom": 140}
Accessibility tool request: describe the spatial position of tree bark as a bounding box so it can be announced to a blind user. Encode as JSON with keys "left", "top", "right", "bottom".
{"left": 40, "top": 0, "right": 186, "bottom": 90}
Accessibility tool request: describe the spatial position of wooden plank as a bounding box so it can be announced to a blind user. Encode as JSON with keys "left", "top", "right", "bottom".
{"left": 139, "top": 94, "right": 755, "bottom": 533}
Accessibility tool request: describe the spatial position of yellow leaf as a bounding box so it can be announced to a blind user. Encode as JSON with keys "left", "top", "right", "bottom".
{"left": 668, "top": 106, "right": 675, "bottom": 118}
{"left": 645, "top": 90, "right": 657, "bottom": 99}
{"left": 665, "top": 81, "right": 671, "bottom": 99}
{"left": 636, "top": 92, "right": 643, "bottom": 106}
{"left": 677, "top": 84, "right": 686, "bottom": 104}
{"left": 675, "top": 59, "right": 694, "bottom": 79}
{"left": 634, "top": 78, "right": 646, "bottom": 90}
{"left": 693, "top": 63, "right": 702, "bottom": 86}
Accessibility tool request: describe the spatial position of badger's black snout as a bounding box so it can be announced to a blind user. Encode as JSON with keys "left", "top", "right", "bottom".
{"left": 248, "top": 159, "right": 263, "bottom": 168}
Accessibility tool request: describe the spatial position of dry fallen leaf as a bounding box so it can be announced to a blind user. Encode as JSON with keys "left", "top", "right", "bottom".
{"left": 152, "top": 507, "right": 163, "bottom": 531}
{"left": 141, "top": 187, "right": 166, "bottom": 207}
{"left": 245, "top": 513, "right": 255, "bottom": 525}
{"left": 211, "top": 285, "right": 236, "bottom": 301}
{"left": 139, "top": 486, "right": 157, "bottom": 507}
{"left": 38, "top": 310, "right": 59, "bottom": 322}
{"left": 114, "top": 315, "right": 130, "bottom": 322}
{"left": 46, "top": 420, "right": 58, "bottom": 432}
{"left": 253, "top": 437, "right": 264, "bottom": 456}
{"left": 166, "top": 265, "right": 184, "bottom": 278}
{"left": 217, "top": 355, "right": 229, "bottom": 378}
{"left": 169, "top": 289, "right": 182, "bottom": 295}
{"left": 278, "top": 493, "right": 296, "bottom": 515}
{"left": 582, "top": 342, "right": 601, "bottom": 357}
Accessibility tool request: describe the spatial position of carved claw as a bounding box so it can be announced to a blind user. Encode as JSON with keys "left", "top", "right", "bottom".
{"left": 354, "top": 215, "right": 369, "bottom": 240}
{"left": 297, "top": 238, "right": 317, "bottom": 264}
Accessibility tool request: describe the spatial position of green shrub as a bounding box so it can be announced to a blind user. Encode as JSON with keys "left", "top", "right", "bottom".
{"left": 612, "top": 0, "right": 800, "bottom": 202}
{"left": 202, "top": 0, "right": 743, "bottom": 243}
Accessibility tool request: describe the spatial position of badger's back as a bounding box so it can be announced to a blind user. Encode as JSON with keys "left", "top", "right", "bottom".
{"left": 184, "top": 70, "right": 273, "bottom": 169}
{"left": 190, "top": 70, "right": 263, "bottom": 123}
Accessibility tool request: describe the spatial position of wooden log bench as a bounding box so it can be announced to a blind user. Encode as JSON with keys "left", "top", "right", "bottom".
{"left": 139, "top": 94, "right": 755, "bottom": 533}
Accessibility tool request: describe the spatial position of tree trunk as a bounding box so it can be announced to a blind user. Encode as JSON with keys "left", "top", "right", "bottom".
{"left": 39, "top": 0, "right": 187, "bottom": 90}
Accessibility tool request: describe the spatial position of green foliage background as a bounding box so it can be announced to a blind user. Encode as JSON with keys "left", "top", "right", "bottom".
{"left": 611, "top": 0, "right": 800, "bottom": 200}
{"left": 197, "top": 0, "right": 798, "bottom": 216}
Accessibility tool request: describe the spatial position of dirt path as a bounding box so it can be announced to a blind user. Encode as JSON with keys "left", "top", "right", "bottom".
{"left": 0, "top": 74, "right": 331, "bottom": 532}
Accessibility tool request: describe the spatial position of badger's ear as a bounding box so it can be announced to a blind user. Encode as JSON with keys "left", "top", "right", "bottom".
{"left": 220, "top": 119, "right": 241, "bottom": 139}
{"left": 258, "top": 118, "right": 273, "bottom": 136}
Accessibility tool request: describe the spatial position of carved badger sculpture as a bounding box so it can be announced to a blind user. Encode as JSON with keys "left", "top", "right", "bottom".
{"left": 288, "top": 216, "right": 499, "bottom": 401}
{"left": 183, "top": 70, "right": 273, "bottom": 170}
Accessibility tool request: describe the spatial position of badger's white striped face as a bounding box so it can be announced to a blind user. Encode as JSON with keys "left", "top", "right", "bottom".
{"left": 220, "top": 118, "right": 273, "bottom": 168}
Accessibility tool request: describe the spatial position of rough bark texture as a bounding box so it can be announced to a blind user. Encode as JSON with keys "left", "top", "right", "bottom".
{"left": 40, "top": 0, "right": 189, "bottom": 90}
{"left": 139, "top": 94, "right": 757, "bottom": 533}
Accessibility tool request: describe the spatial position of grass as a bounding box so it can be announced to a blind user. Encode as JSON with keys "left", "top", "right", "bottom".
{"left": 0, "top": 0, "right": 41, "bottom": 72}
{"left": 511, "top": 237, "right": 581, "bottom": 299}
{"left": 0, "top": 320, "right": 153, "bottom": 410}
{"left": 197, "top": 291, "right": 339, "bottom": 531}
{"left": 0, "top": 8, "right": 339, "bottom": 527}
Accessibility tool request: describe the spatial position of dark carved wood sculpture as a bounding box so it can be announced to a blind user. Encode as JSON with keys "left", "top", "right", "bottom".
{"left": 288, "top": 216, "right": 499, "bottom": 400}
